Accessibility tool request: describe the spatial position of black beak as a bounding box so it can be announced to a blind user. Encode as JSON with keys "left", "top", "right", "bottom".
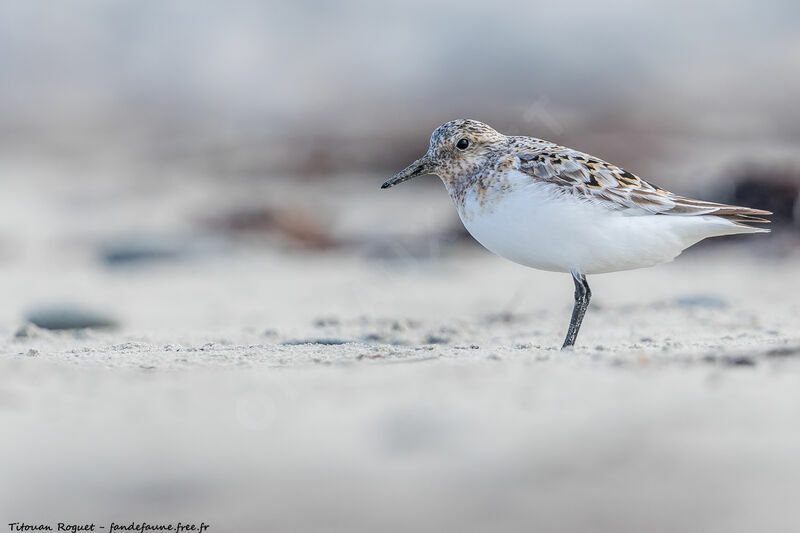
{"left": 380, "top": 156, "right": 432, "bottom": 189}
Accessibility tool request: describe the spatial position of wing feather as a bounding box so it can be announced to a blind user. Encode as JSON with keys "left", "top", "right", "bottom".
{"left": 517, "top": 148, "right": 771, "bottom": 227}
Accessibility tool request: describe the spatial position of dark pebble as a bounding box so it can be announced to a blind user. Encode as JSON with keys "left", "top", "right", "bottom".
{"left": 25, "top": 306, "right": 118, "bottom": 331}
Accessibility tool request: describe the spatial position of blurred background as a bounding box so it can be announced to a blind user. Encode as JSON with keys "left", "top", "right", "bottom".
{"left": 2, "top": 2, "right": 800, "bottom": 531}
{"left": 2, "top": 0, "right": 799, "bottom": 265}
{"left": 2, "top": 0, "right": 799, "bottom": 329}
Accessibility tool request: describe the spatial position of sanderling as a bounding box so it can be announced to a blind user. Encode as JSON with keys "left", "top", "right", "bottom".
{"left": 381, "top": 119, "right": 771, "bottom": 349}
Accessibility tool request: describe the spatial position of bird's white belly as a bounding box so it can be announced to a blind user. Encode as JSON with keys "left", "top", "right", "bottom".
{"left": 454, "top": 179, "right": 720, "bottom": 275}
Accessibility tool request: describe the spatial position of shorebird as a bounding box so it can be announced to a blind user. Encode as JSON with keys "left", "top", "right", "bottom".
{"left": 381, "top": 119, "right": 770, "bottom": 349}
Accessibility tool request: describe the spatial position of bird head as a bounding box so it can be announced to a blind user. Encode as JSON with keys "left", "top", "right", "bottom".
{"left": 381, "top": 119, "right": 505, "bottom": 189}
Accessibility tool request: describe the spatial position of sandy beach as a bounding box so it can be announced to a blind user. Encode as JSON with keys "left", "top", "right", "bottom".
{"left": 3, "top": 213, "right": 800, "bottom": 531}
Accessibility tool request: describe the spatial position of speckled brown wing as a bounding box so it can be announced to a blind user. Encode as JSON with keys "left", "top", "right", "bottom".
{"left": 517, "top": 148, "right": 771, "bottom": 226}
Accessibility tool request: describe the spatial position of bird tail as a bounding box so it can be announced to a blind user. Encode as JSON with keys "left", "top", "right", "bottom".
{"left": 713, "top": 207, "right": 772, "bottom": 232}
{"left": 667, "top": 196, "right": 772, "bottom": 232}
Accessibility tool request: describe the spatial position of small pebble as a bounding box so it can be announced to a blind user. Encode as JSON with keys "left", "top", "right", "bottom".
{"left": 424, "top": 335, "right": 450, "bottom": 345}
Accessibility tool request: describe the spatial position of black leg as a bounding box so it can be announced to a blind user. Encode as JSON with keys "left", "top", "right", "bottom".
{"left": 561, "top": 271, "right": 591, "bottom": 349}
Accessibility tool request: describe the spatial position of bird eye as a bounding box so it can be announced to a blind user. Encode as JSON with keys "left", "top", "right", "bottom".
{"left": 456, "top": 138, "right": 470, "bottom": 150}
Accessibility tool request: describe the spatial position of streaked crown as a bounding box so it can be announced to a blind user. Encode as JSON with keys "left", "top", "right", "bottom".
{"left": 426, "top": 119, "right": 507, "bottom": 181}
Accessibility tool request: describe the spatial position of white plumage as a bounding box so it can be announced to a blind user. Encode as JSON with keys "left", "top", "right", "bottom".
{"left": 457, "top": 169, "right": 766, "bottom": 275}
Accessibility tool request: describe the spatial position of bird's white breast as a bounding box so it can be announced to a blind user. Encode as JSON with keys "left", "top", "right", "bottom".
{"left": 450, "top": 170, "right": 741, "bottom": 275}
